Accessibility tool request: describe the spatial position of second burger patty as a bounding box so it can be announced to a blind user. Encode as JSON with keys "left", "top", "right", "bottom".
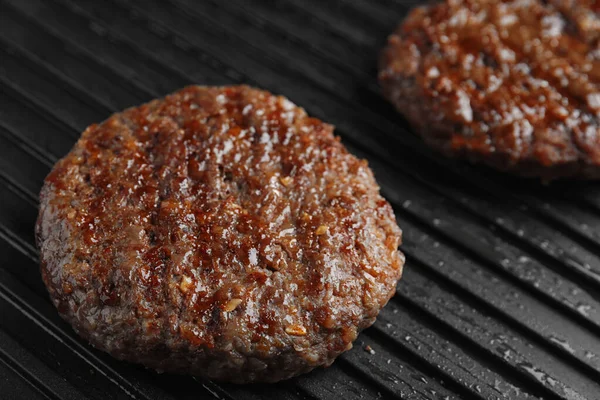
{"left": 380, "top": 0, "right": 600, "bottom": 180}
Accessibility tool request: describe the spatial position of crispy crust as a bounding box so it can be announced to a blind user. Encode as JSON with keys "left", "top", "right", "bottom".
{"left": 379, "top": 0, "right": 600, "bottom": 180}
{"left": 36, "top": 85, "right": 404, "bottom": 383}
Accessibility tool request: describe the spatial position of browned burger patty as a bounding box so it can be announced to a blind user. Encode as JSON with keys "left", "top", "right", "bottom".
{"left": 35, "top": 85, "right": 404, "bottom": 383}
{"left": 379, "top": 0, "right": 600, "bottom": 180}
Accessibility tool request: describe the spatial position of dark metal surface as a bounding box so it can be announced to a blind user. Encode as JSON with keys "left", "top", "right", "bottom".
{"left": 0, "top": 0, "right": 599, "bottom": 398}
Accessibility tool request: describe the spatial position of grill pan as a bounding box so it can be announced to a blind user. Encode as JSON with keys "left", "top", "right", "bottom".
{"left": 1, "top": 0, "right": 600, "bottom": 399}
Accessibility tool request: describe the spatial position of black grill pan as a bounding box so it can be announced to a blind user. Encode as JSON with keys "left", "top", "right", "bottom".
{"left": 1, "top": 0, "right": 599, "bottom": 399}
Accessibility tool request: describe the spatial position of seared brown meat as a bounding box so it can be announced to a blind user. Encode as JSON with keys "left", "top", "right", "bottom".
{"left": 36, "top": 85, "right": 404, "bottom": 383}
{"left": 380, "top": 0, "right": 600, "bottom": 180}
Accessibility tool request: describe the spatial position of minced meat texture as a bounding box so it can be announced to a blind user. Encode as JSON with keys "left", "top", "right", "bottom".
{"left": 379, "top": 0, "right": 600, "bottom": 180}
{"left": 35, "top": 85, "right": 404, "bottom": 383}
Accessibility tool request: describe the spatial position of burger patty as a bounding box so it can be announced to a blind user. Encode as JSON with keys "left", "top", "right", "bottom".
{"left": 379, "top": 0, "right": 600, "bottom": 180}
{"left": 35, "top": 85, "right": 404, "bottom": 383}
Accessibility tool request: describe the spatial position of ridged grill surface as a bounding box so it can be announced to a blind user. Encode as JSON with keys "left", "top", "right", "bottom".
{"left": 1, "top": 1, "right": 600, "bottom": 399}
